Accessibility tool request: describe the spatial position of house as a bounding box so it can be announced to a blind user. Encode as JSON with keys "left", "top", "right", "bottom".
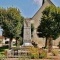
{"left": 0, "top": 36, "right": 16, "bottom": 47}
{"left": 2, "top": 38, "right": 16, "bottom": 47}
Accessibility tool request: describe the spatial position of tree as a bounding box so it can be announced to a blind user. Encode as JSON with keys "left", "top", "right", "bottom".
{"left": 31, "top": 24, "right": 34, "bottom": 37}
{"left": 37, "top": 5, "right": 60, "bottom": 52}
{"left": 0, "top": 8, "right": 7, "bottom": 26}
{"left": 0, "top": 7, "right": 24, "bottom": 48}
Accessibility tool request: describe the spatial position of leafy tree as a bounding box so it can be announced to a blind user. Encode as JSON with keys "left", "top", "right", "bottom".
{"left": 0, "top": 8, "right": 6, "bottom": 25}
{"left": 37, "top": 6, "right": 60, "bottom": 52}
{"left": 0, "top": 7, "right": 24, "bottom": 48}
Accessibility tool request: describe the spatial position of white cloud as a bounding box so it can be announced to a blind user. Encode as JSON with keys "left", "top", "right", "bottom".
{"left": 33, "top": 0, "right": 42, "bottom": 6}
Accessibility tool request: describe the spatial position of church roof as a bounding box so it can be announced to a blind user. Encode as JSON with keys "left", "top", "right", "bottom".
{"left": 32, "top": 0, "right": 55, "bottom": 20}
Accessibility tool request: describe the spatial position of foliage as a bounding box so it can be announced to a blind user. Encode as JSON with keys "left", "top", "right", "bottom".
{"left": 0, "top": 52, "right": 5, "bottom": 60}
{"left": 0, "top": 7, "right": 24, "bottom": 40}
{"left": 31, "top": 53, "right": 39, "bottom": 59}
{"left": 0, "top": 52, "right": 5, "bottom": 57}
{"left": 39, "top": 49, "right": 47, "bottom": 59}
{"left": 0, "top": 49, "right": 6, "bottom": 60}
{"left": 30, "top": 47, "right": 39, "bottom": 59}
{"left": 30, "top": 47, "right": 47, "bottom": 59}
{"left": 52, "top": 49, "right": 58, "bottom": 56}
{"left": 37, "top": 5, "right": 60, "bottom": 51}
{"left": 37, "top": 5, "right": 60, "bottom": 40}
{"left": 32, "top": 41, "right": 37, "bottom": 47}
{"left": 0, "top": 8, "right": 6, "bottom": 25}
{"left": 0, "top": 46, "right": 8, "bottom": 52}
{"left": 0, "top": 7, "right": 24, "bottom": 47}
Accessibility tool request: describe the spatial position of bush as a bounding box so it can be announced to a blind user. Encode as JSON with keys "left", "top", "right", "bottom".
{"left": 0, "top": 46, "right": 8, "bottom": 52}
{"left": 0, "top": 52, "right": 5, "bottom": 60}
{"left": 30, "top": 47, "right": 39, "bottom": 59}
{"left": 39, "top": 50, "right": 47, "bottom": 59}
{"left": 31, "top": 54, "right": 34, "bottom": 59}
{"left": 0, "top": 52, "right": 5, "bottom": 57}
{"left": 30, "top": 47, "right": 47, "bottom": 59}
{"left": 32, "top": 41, "right": 37, "bottom": 48}
{"left": 52, "top": 50, "right": 58, "bottom": 56}
{"left": 31, "top": 53, "right": 39, "bottom": 59}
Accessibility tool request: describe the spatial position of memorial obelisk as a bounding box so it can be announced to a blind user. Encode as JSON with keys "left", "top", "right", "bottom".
{"left": 23, "top": 18, "right": 32, "bottom": 46}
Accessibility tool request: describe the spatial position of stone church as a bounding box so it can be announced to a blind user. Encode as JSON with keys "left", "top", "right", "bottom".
{"left": 23, "top": 0, "right": 60, "bottom": 48}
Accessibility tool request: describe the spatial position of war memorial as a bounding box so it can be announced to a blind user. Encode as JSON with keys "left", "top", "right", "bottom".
{"left": 0, "top": 0, "right": 60, "bottom": 60}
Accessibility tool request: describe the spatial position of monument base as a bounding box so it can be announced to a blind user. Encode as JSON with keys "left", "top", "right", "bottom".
{"left": 22, "top": 43, "right": 33, "bottom": 46}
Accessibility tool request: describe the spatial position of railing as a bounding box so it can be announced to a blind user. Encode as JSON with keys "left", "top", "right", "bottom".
{"left": 0, "top": 56, "right": 30, "bottom": 58}
{"left": 0, "top": 46, "right": 33, "bottom": 60}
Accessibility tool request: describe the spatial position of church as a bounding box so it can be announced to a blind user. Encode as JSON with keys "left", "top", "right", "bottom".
{"left": 23, "top": 0, "right": 60, "bottom": 48}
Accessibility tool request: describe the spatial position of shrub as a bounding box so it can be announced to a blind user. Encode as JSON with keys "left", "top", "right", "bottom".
{"left": 31, "top": 53, "right": 39, "bottom": 59}
{"left": 39, "top": 50, "right": 47, "bottom": 59}
{"left": 31, "top": 54, "right": 34, "bottom": 59}
{"left": 29, "top": 47, "right": 47, "bottom": 59}
{"left": 0, "top": 52, "right": 5, "bottom": 60}
{"left": 30, "top": 47, "right": 39, "bottom": 59}
{"left": 32, "top": 41, "right": 37, "bottom": 48}
{"left": 52, "top": 50, "right": 58, "bottom": 56}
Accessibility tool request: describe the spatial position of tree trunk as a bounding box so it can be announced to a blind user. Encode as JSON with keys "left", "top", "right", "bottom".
{"left": 16, "top": 37, "right": 19, "bottom": 46}
{"left": 9, "top": 38, "right": 12, "bottom": 49}
{"left": 48, "top": 37, "right": 53, "bottom": 52}
{"left": 16, "top": 39, "right": 17, "bottom": 46}
{"left": 45, "top": 37, "right": 48, "bottom": 48}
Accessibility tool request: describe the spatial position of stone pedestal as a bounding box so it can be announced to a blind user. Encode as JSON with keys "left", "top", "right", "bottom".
{"left": 22, "top": 43, "right": 32, "bottom": 46}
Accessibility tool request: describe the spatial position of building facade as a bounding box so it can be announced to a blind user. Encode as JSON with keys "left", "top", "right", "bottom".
{"left": 24, "top": 0, "right": 60, "bottom": 48}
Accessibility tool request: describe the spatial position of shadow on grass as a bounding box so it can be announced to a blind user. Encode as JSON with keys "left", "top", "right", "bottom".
{"left": 0, "top": 46, "right": 9, "bottom": 52}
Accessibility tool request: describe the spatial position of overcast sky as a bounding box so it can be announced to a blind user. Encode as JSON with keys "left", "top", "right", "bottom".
{"left": 0, "top": 0, "right": 60, "bottom": 35}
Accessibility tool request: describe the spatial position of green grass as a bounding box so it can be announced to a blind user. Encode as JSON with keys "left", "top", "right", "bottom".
{"left": 0, "top": 52, "right": 6, "bottom": 60}
{"left": 0, "top": 46, "right": 9, "bottom": 52}
{"left": 0, "top": 46, "right": 8, "bottom": 58}
{"left": 0, "top": 52, "right": 5, "bottom": 56}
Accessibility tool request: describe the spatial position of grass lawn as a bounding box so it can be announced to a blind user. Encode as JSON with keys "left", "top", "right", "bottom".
{"left": 0, "top": 46, "right": 9, "bottom": 59}
{"left": 0, "top": 46, "right": 9, "bottom": 52}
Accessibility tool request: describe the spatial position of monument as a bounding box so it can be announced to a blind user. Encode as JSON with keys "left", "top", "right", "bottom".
{"left": 23, "top": 18, "right": 32, "bottom": 46}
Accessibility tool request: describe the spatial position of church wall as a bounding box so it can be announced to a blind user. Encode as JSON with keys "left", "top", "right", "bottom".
{"left": 53, "top": 37, "right": 60, "bottom": 46}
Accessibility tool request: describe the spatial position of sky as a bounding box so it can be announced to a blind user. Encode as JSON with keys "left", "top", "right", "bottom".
{"left": 0, "top": 0, "right": 60, "bottom": 35}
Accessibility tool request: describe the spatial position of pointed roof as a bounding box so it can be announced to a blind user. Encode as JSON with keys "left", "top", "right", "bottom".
{"left": 32, "top": 0, "right": 54, "bottom": 20}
